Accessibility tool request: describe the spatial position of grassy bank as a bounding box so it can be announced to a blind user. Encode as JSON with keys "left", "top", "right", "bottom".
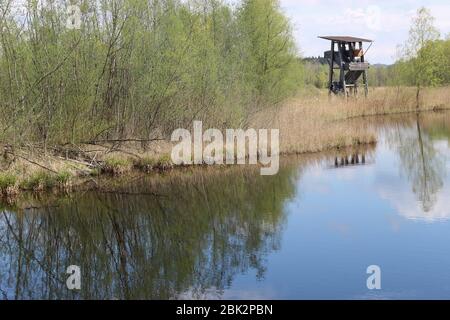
{"left": 255, "top": 86, "right": 450, "bottom": 154}
{"left": 0, "top": 86, "right": 449, "bottom": 198}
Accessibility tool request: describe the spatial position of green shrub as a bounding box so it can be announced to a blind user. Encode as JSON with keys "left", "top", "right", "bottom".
{"left": 0, "top": 173, "right": 17, "bottom": 193}
{"left": 21, "top": 171, "right": 55, "bottom": 191}
{"left": 135, "top": 155, "right": 173, "bottom": 172}
{"left": 90, "top": 168, "right": 101, "bottom": 177}
{"left": 103, "top": 157, "right": 132, "bottom": 175}
{"left": 56, "top": 171, "right": 72, "bottom": 184}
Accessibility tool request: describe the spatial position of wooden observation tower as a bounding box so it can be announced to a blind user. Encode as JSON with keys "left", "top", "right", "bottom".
{"left": 319, "top": 36, "right": 372, "bottom": 97}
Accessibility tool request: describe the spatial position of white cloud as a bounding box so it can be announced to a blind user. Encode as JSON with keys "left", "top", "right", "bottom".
{"left": 375, "top": 139, "right": 450, "bottom": 222}
{"left": 378, "top": 184, "right": 450, "bottom": 222}
{"left": 280, "top": 0, "right": 450, "bottom": 64}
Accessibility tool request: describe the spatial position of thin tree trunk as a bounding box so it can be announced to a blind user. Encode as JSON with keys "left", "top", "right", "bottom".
{"left": 416, "top": 84, "right": 421, "bottom": 111}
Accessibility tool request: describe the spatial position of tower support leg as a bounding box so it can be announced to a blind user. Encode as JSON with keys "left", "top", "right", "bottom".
{"left": 338, "top": 43, "right": 346, "bottom": 96}
{"left": 328, "top": 41, "right": 334, "bottom": 96}
{"left": 363, "top": 71, "right": 368, "bottom": 97}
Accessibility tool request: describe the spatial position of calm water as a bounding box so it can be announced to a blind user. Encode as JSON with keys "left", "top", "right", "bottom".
{"left": 1, "top": 112, "right": 450, "bottom": 300}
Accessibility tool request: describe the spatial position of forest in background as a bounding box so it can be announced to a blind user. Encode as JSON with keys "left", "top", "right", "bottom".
{"left": 0, "top": 1, "right": 449, "bottom": 150}
{"left": 304, "top": 6, "right": 450, "bottom": 90}
{"left": 303, "top": 36, "right": 450, "bottom": 89}
{"left": 0, "top": 0, "right": 302, "bottom": 149}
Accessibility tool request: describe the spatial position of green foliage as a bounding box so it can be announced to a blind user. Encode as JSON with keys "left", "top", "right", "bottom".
{"left": 0, "top": 0, "right": 302, "bottom": 146}
{"left": 21, "top": 171, "right": 55, "bottom": 190}
{"left": 56, "top": 171, "right": 72, "bottom": 184}
{"left": 134, "top": 154, "right": 173, "bottom": 172}
{"left": 89, "top": 168, "right": 101, "bottom": 177}
{"left": 103, "top": 157, "right": 132, "bottom": 175}
{"left": 368, "top": 8, "right": 449, "bottom": 89}
{"left": 0, "top": 173, "right": 17, "bottom": 191}
{"left": 302, "top": 59, "right": 328, "bottom": 89}
{"left": 237, "top": 0, "right": 302, "bottom": 106}
{"left": 104, "top": 157, "right": 130, "bottom": 167}
{"left": 392, "top": 8, "right": 443, "bottom": 86}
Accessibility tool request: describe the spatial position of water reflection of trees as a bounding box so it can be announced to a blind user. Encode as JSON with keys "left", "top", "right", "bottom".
{"left": 388, "top": 114, "right": 446, "bottom": 212}
{"left": 0, "top": 166, "right": 299, "bottom": 299}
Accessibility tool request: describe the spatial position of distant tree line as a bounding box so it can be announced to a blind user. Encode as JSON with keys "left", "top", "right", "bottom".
{"left": 301, "top": 57, "right": 329, "bottom": 89}
{"left": 303, "top": 8, "right": 450, "bottom": 94}
{"left": 303, "top": 36, "right": 450, "bottom": 90}
{"left": 0, "top": 0, "right": 302, "bottom": 148}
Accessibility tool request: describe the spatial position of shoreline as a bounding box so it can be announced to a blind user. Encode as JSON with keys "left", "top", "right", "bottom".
{"left": 1, "top": 88, "right": 450, "bottom": 200}
{"left": 0, "top": 142, "right": 378, "bottom": 211}
{"left": 0, "top": 139, "right": 377, "bottom": 198}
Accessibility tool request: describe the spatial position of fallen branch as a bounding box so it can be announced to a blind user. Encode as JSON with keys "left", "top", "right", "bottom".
{"left": 7, "top": 151, "right": 58, "bottom": 174}
{"left": 55, "top": 156, "right": 97, "bottom": 168}
{"left": 83, "top": 138, "right": 165, "bottom": 144}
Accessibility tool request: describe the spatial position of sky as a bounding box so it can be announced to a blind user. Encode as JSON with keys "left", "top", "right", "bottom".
{"left": 279, "top": 0, "right": 450, "bottom": 64}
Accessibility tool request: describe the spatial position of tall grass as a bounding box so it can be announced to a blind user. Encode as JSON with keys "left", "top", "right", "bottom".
{"left": 254, "top": 86, "right": 450, "bottom": 154}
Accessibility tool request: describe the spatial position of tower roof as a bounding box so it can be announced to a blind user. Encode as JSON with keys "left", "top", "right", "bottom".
{"left": 318, "top": 36, "right": 372, "bottom": 43}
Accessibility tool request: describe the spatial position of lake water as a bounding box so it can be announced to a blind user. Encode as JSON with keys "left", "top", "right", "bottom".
{"left": 1, "top": 112, "right": 450, "bottom": 300}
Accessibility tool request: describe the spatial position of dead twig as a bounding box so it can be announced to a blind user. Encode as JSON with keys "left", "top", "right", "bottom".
{"left": 6, "top": 151, "right": 57, "bottom": 174}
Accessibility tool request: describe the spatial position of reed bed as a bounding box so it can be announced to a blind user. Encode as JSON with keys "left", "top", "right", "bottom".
{"left": 255, "top": 86, "right": 450, "bottom": 154}
{"left": 1, "top": 86, "right": 449, "bottom": 197}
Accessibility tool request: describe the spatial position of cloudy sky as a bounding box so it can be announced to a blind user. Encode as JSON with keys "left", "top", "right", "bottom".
{"left": 279, "top": 0, "right": 450, "bottom": 64}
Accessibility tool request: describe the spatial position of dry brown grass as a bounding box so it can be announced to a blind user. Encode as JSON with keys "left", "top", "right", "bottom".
{"left": 251, "top": 86, "right": 450, "bottom": 154}
{"left": 1, "top": 86, "right": 449, "bottom": 196}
